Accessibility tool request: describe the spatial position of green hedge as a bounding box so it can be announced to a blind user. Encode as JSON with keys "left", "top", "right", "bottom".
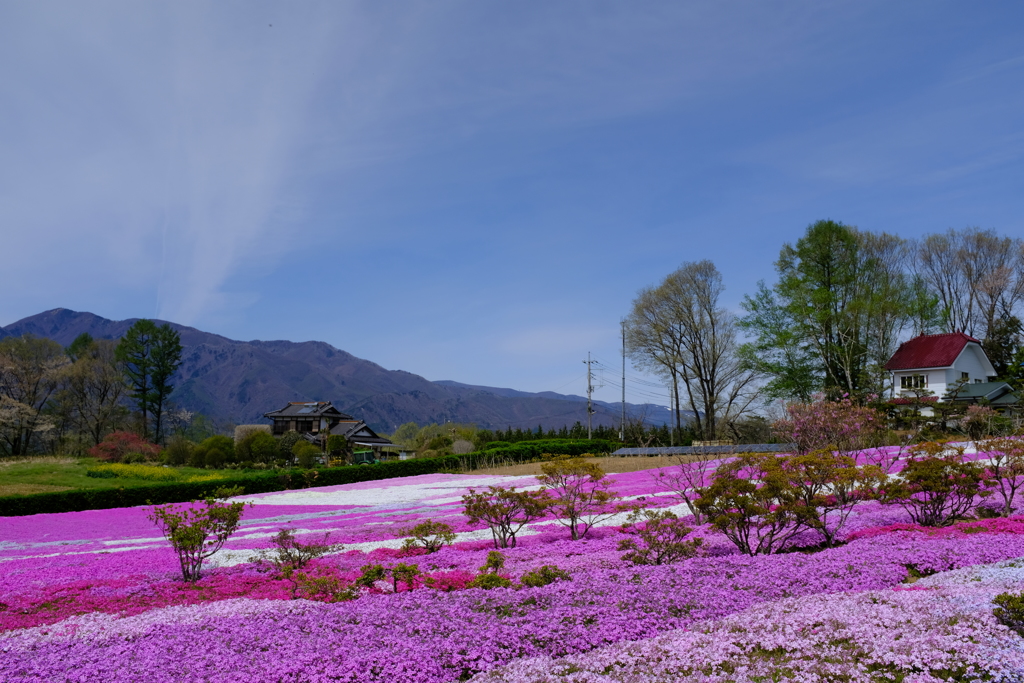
{"left": 0, "top": 439, "right": 615, "bottom": 517}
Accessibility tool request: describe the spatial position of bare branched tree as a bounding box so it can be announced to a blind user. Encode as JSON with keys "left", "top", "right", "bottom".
{"left": 917, "top": 228, "right": 1024, "bottom": 339}
{"left": 654, "top": 443, "right": 734, "bottom": 525}
{"left": 626, "top": 260, "right": 759, "bottom": 440}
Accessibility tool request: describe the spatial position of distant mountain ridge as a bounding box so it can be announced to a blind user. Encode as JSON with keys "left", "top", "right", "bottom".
{"left": 0, "top": 309, "right": 674, "bottom": 433}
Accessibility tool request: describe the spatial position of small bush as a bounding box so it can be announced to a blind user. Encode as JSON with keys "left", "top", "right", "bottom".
{"left": 390, "top": 563, "right": 422, "bottom": 592}
{"left": 993, "top": 592, "right": 1024, "bottom": 636}
{"left": 882, "top": 455, "right": 989, "bottom": 527}
{"left": 617, "top": 508, "right": 704, "bottom": 565}
{"left": 262, "top": 528, "right": 337, "bottom": 598}
{"left": 400, "top": 520, "right": 456, "bottom": 554}
{"left": 190, "top": 435, "right": 235, "bottom": 469}
{"left": 462, "top": 485, "right": 551, "bottom": 549}
{"left": 293, "top": 441, "right": 321, "bottom": 469}
{"left": 326, "top": 435, "right": 350, "bottom": 455}
{"left": 452, "top": 439, "right": 475, "bottom": 454}
{"left": 520, "top": 565, "right": 571, "bottom": 587}
{"left": 163, "top": 436, "right": 194, "bottom": 467}
{"left": 538, "top": 457, "right": 619, "bottom": 541}
{"left": 148, "top": 487, "right": 250, "bottom": 582}
{"left": 236, "top": 430, "right": 278, "bottom": 464}
{"left": 88, "top": 431, "right": 161, "bottom": 463}
{"left": 277, "top": 431, "right": 303, "bottom": 457}
{"left": 234, "top": 425, "right": 270, "bottom": 444}
{"left": 468, "top": 573, "right": 513, "bottom": 590}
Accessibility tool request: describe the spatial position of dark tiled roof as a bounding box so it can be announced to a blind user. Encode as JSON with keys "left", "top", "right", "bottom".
{"left": 329, "top": 420, "right": 396, "bottom": 446}
{"left": 263, "top": 401, "right": 353, "bottom": 419}
{"left": 884, "top": 333, "right": 982, "bottom": 371}
{"left": 947, "top": 381, "right": 1015, "bottom": 402}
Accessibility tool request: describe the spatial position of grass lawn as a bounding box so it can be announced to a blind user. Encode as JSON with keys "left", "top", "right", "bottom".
{"left": 0, "top": 457, "right": 223, "bottom": 496}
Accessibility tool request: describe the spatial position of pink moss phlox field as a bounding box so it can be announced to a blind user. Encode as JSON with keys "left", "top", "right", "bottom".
{"left": 5, "top": 530, "right": 1024, "bottom": 681}
{"left": 469, "top": 586, "right": 1024, "bottom": 682}
{"left": 4, "top": 453, "right": 1024, "bottom": 682}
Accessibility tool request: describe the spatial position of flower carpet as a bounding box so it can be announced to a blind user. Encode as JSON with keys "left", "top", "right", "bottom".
{"left": 2, "top": 449, "right": 1024, "bottom": 682}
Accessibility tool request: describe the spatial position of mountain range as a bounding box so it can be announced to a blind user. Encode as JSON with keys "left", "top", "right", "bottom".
{"left": 0, "top": 309, "right": 674, "bottom": 433}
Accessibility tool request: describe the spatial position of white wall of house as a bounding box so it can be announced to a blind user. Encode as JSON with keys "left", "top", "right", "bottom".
{"left": 893, "top": 368, "right": 946, "bottom": 397}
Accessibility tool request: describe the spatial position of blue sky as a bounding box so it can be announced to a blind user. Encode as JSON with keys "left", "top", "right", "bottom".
{"left": 2, "top": 2, "right": 1023, "bottom": 407}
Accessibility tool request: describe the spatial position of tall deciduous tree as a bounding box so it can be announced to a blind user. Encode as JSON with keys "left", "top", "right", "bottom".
{"left": 743, "top": 220, "right": 935, "bottom": 399}
{"left": 917, "top": 228, "right": 1024, "bottom": 339}
{"left": 0, "top": 335, "right": 68, "bottom": 455}
{"left": 60, "top": 338, "right": 128, "bottom": 447}
{"left": 116, "top": 320, "right": 182, "bottom": 442}
{"left": 625, "top": 260, "right": 759, "bottom": 440}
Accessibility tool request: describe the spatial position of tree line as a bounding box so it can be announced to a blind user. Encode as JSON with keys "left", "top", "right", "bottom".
{"left": 625, "top": 221, "right": 1024, "bottom": 440}
{"left": 0, "top": 319, "right": 184, "bottom": 456}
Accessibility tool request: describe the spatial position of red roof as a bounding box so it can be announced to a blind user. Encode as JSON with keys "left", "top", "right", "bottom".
{"left": 884, "top": 332, "right": 982, "bottom": 371}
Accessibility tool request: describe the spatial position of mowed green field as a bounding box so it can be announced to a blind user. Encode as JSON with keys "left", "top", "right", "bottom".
{"left": 0, "top": 457, "right": 219, "bottom": 496}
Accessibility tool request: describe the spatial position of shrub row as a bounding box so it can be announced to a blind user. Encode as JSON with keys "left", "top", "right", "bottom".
{"left": 0, "top": 439, "right": 615, "bottom": 517}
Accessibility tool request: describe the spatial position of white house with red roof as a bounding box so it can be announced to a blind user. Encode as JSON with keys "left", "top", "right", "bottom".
{"left": 884, "top": 332, "right": 995, "bottom": 400}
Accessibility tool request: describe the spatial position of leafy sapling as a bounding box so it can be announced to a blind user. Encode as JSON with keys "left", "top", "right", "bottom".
{"left": 462, "top": 485, "right": 551, "bottom": 549}
{"left": 148, "top": 486, "right": 250, "bottom": 582}
{"left": 882, "top": 445, "right": 990, "bottom": 527}
{"left": 520, "top": 565, "right": 571, "bottom": 588}
{"left": 617, "top": 508, "right": 704, "bottom": 565}
{"left": 262, "top": 527, "right": 337, "bottom": 598}
{"left": 390, "top": 563, "right": 422, "bottom": 592}
{"left": 399, "top": 520, "right": 456, "bottom": 553}
{"left": 538, "top": 456, "right": 619, "bottom": 540}
{"left": 468, "top": 551, "right": 513, "bottom": 590}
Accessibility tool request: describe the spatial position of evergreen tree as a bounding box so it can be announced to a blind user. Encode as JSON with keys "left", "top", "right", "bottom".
{"left": 116, "top": 320, "right": 182, "bottom": 442}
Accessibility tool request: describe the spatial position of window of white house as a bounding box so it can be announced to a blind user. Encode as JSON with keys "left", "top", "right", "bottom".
{"left": 962, "top": 372, "right": 970, "bottom": 381}
{"left": 900, "top": 375, "right": 927, "bottom": 389}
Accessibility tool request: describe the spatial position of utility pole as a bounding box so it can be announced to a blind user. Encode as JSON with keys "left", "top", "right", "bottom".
{"left": 583, "top": 352, "right": 596, "bottom": 440}
{"left": 620, "top": 321, "right": 626, "bottom": 441}
{"left": 668, "top": 385, "right": 675, "bottom": 447}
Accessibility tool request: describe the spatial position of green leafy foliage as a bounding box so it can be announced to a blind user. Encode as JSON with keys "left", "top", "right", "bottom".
{"left": 292, "top": 440, "right": 321, "bottom": 469}
{"left": 236, "top": 431, "right": 279, "bottom": 464}
{"left": 147, "top": 487, "right": 249, "bottom": 582}
{"left": 696, "top": 452, "right": 816, "bottom": 556}
{"left": 400, "top": 520, "right": 456, "bottom": 553}
{"left": 390, "top": 563, "right": 422, "bottom": 592}
{"left": 993, "top": 592, "right": 1024, "bottom": 637}
{"left": 354, "top": 564, "right": 387, "bottom": 589}
{"left": 781, "top": 449, "right": 885, "bottom": 547}
{"left": 538, "top": 456, "right": 619, "bottom": 540}
{"left": 882, "top": 448, "right": 990, "bottom": 527}
{"left": 462, "top": 485, "right": 551, "bottom": 548}
{"left": 261, "top": 527, "right": 336, "bottom": 598}
{"left": 520, "top": 564, "right": 571, "bottom": 588}
{"left": 162, "top": 435, "right": 194, "bottom": 466}
{"left": 468, "top": 573, "right": 513, "bottom": 590}
{"left": 115, "top": 319, "right": 182, "bottom": 442}
{"left": 617, "top": 508, "right": 703, "bottom": 565}
{"left": 977, "top": 437, "right": 1024, "bottom": 516}
{"left": 468, "top": 551, "right": 513, "bottom": 589}
{"left": 189, "top": 435, "right": 235, "bottom": 469}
